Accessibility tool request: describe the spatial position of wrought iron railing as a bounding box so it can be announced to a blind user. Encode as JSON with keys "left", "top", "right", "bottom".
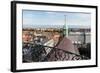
{"left": 41, "top": 45, "right": 89, "bottom": 61}
{"left": 23, "top": 44, "right": 89, "bottom": 62}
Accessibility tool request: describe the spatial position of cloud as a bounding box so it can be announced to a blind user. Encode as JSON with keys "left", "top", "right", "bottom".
{"left": 23, "top": 10, "right": 91, "bottom": 27}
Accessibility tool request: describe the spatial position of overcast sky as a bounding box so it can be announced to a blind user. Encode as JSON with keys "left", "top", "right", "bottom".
{"left": 23, "top": 10, "right": 91, "bottom": 28}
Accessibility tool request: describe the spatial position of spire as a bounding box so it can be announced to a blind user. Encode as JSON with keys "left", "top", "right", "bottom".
{"left": 63, "top": 15, "right": 68, "bottom": 37}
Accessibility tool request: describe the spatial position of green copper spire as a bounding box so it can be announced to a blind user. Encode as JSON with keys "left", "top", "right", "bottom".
{"left": 63, "top": 15, "right": 68, "bottom": 37}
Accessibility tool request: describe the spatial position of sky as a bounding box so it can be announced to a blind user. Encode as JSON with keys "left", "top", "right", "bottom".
{"left": 23, "top": 10, "right": 91, "bottom": 28}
